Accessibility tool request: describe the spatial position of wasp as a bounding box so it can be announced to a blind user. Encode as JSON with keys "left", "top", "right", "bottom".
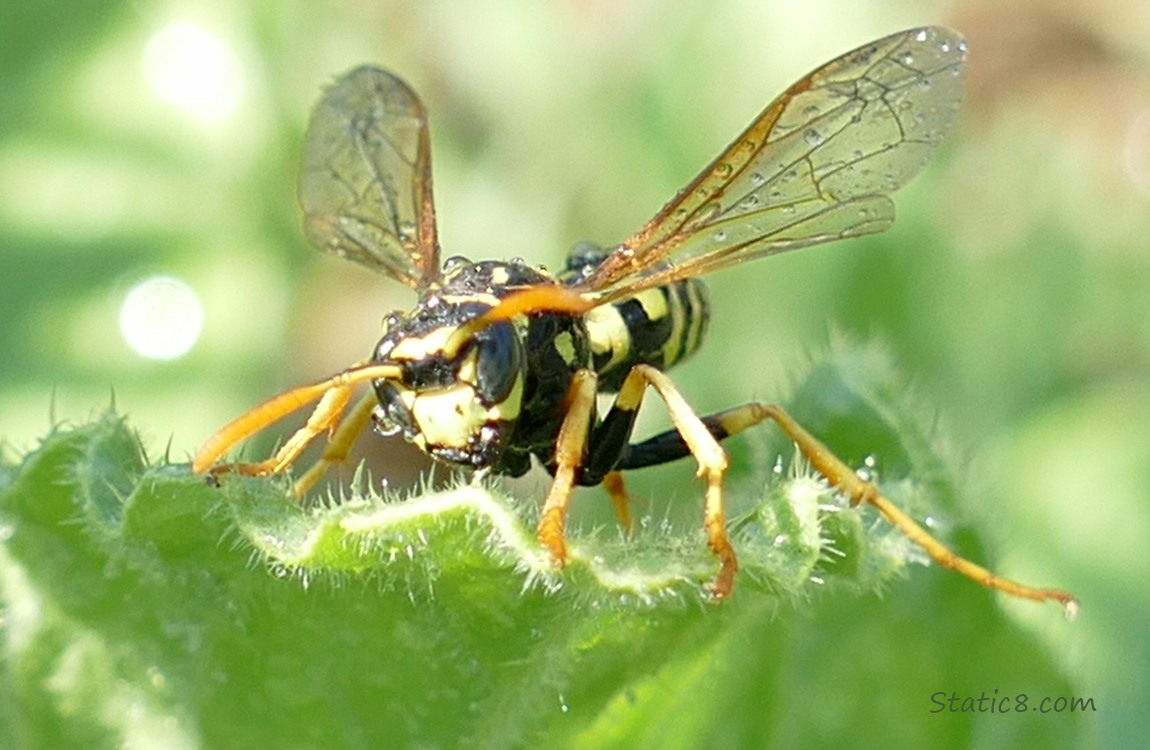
{"left": 194, "top": 27, "right": 1076, "bottom": 610}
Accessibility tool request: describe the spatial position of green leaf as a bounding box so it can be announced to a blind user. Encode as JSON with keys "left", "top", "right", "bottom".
{"left": 0, "top": 345, "right": 1082, "bottom": 749}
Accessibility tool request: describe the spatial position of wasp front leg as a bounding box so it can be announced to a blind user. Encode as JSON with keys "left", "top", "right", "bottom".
{"left": 205, "top": 383, "right": 357, "bottom": 482}
{"left": 193, "top": 362, "right": 401, "bottom": 499}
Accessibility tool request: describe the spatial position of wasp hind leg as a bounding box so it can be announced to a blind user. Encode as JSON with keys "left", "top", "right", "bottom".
{"left": 620, "top": 400, "right": 1078, "bottom": 612}
{"left": 748, "top": 404, "right": 1077, "bottom": 612}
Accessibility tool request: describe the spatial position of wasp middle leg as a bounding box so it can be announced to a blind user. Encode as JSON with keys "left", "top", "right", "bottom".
{"left": 538, "top": 364, "right": 739, "bottom": 598}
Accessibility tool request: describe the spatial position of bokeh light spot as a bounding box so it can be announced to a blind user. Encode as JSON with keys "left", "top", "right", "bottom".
{"left": 143, "top": 22, "right": 243, "bottom": 124}
{"left": 119, "top": 276, "right": 205, "bottom": 360}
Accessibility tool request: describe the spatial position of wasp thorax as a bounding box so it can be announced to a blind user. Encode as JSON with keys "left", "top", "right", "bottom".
{"left": 369, "top": 289, "right": 527, "bottom": 468}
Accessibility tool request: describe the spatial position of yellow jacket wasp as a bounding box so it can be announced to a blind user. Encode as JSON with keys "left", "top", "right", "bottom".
{"left": 194, "top": 26, "right": 1077, "bottom": 611}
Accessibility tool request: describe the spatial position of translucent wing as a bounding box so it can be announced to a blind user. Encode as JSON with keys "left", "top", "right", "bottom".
{"left": 300, "top": 66, "right": 441, "bottom": 290}
{"left": 582, "top": 26, "right": 967, "bottom": 299}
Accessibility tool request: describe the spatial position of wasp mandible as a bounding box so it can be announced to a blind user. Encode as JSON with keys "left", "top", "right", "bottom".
{"left": 195, "top": 26, "right": 1077, "bottom": 610}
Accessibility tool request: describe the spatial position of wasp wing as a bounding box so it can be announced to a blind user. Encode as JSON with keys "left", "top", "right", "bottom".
{"left": 300, "top": 66, "right": 441, "bottom": 290}
{"left": 582, "top": 26, "right": 967, "bottom": 300}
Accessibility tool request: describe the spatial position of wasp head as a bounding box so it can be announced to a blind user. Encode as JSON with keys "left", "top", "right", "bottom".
{"left": 369, "top": 261, "right": 538, "bottom": 468}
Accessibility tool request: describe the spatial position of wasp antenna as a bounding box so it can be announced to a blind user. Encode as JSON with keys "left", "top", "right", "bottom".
{"left": 444, "top": 286, "right": 595, "bottom": 357}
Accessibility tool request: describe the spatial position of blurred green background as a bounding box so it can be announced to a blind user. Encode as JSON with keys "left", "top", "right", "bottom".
{"left": 2, "top": 0, "right": 1147, "bottom": 746}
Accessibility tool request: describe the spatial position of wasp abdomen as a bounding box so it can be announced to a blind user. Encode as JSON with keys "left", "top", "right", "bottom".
{"left": 563, "top": 242, "right": 710, "bottom": 392}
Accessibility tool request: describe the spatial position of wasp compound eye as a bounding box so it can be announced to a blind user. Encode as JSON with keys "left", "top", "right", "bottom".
{"left": 471, "top": 321, "right": 523, "bottom": 406}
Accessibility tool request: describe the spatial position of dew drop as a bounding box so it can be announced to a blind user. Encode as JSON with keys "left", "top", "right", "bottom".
{"left": 803, "top": 128, "right": 825, "bottom": 147}
{"left": 146, "top": 666, "right": 168, "bottom": 690}
{"left": 374, "top": 419, "right": 401, "bottom": 438}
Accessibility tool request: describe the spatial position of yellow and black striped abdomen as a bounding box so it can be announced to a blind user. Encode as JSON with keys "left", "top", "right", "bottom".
{"left": 584, "top": 279, "right": 710, "bottom": 391}
{"left": 562, "top": 242, "right": 710, "bottom": 392}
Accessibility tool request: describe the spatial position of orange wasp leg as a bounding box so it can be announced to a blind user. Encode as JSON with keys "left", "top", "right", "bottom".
{"left": 537, "top": 369, "right": 599, "bottom": 568}
{"left": 193, "top": 363, "right": 402, "bottom": 491}
{"left": 292, "top": 389, "right": 381, "bottom": 498}
{"left": 615, "top": 365, "right": 739, "bottom": 599}
{"left": 444, "top": 286, "right": 595, "bottom": 358}
{"left": 602, "top": 470, "right": 634, "bottom": 536}
{"left": 538, "top": 364, "right": 740, "bottom": 598}
{"left": 706, "top": 402, "right": 1080, "bottom": 614}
